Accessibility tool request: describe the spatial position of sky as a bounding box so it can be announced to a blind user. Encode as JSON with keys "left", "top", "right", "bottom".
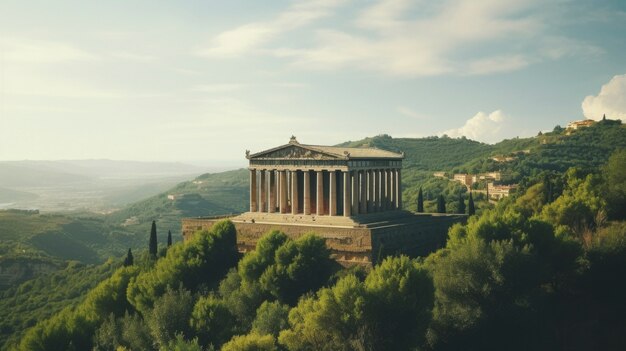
{"left": 1, "top": 0, "right": 625, "bottom": 165}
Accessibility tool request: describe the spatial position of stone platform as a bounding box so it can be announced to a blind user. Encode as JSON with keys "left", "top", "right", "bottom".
{"left": 182, "top": 211, "right": 466, "bottom": 266}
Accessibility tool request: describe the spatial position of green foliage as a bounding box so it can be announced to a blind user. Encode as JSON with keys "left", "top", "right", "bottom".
{"left": 279, "top": 257, "right": 433, "bottom": 350}
{"left": 0, "top": 260, "right": 118, "bottom": 349}
{"left": 105, "top": 169, "right": 249, "bottom": 240}
{"left": 219, "top": 231, "right": 336, "bottom": 337}
{"left": 259, "top": 234, "right": 334, "bottom": 305}
{"left": 278, "top": 274, "right": 367, "bottom": 351}
{"left": 0, "top": 211, "right": 136, "bottom": 265}
{"left": 280, "top": 256, "right": 434, "bottom": 351}
{"left": 123, "top": 248, "right": 134, "bottom": 267}
{"left": 468, "top": 192, "right": 475, "bottom": 216}
{"left": 149, "top": 221, "right": 158, "bottom": 258}
{"left": 120, "top": 312, "right": 153, "bottom": 351}
{"left": 604, "top": 149, "right": 626, "bottom": 219}
{"left": 190, "top": 294, "right": 236, "bottom": 348}
{"left": 160, "top": 334, "right": 204, "bottom": 351}
{"left": 17, "top": 266, "right": 139, "bottom": 350}
{"left": 457, "top": 192, "right": 466, "bottom": 214}
{"left": 147, "top": 286, "right": 194, "bottom": 348}
{"left": 364, "top": 256, "right": 434, "bottom": 350}
{"left": 127, "top": 220, "right": 238, "bottom": 313}
{"left": 251, "top": 301, "right": 290, "bottom": 337}
{"left": 541, "top": 169, "right": 606, "bottom": 238}
{"left": 222, "top": 333, "right": 277, "bottom": 351}
{"left": 417, "top": 187, "right": 424, "bottom": 212}
{"left": 437, "top": 194, "right": 446, "bottom": 213}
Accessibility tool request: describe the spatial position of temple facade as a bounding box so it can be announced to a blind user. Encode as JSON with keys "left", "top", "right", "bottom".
{"left": 247, "top": 136, "right": 403, "bottom": 217}
{"left": 182, "top": 137, "right": 466, "bottom": 266}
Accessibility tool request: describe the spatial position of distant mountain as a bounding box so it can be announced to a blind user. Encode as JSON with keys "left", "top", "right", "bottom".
{"left": 0, "top": 159, "right": 203, "bottom": 186}
{"left": 0, "top": 187, "right": 38, "bottom": 203}
{"left": 0, "top": 160, "right": 206, "bottom": 211}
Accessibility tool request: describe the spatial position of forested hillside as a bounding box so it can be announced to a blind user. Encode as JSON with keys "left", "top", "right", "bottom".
{"left": 10, "top": 147, "right": 626, "bottom": 351}
{"left": 2, "top": 121, "right": 625, "bottom": 350}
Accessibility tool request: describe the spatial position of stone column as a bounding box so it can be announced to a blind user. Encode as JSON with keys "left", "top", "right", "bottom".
{"left": 360, "top": 170, "right": 367, "bottom": 214}
{"left": 384, "top": 169, "right": 391, "bottom": 211}
{"left": 268, "top": 171, "right": 276, "bottom": 213}
{"left": 367, "top": 169, "right": 374, "bottom": 213}
{"left": 351, "top": 171, "right": 358, "bottom": 215}
{"left": 291, "top": 170, "right": 299, "bottom": 215}
{"left": 259, "top": 170, "right": 267, "bottom": 212}
{"left": 343, "top": 171, "right": 351, "bottom": 217}
{"left": 389, "top": 169, "right": 395, "bottom": 209}
{"left": 249, "top": 169, "right": 257, "bottom": 212}
{"left": 279, "top": 171, "right": 287, "bottom": 213}
{"left": 396, "top": 168, "right": 402, "bottom": 209}
{"left": 303, "top": 171, "right": 311, "bottom": 215}
{"left": 316, "top": 171, "right": 324, "bottom": 215}
{"left": 373, "top": 169, "right": 379, "bottom": 212}
{"left": 329, "top": 171, "right": 337, "bottom": 216}
{"left": 376, "top": 169, "right": 385, "bottom": 211}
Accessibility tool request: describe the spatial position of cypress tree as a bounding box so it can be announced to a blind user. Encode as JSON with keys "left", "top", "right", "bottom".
{"left": 417, "top": 187, "right": 424, "bottom": 213}
{"left": 468, "top": 192, "right": 476, "bottom": 216}
{"left": 458, "top": 192, "right": 466, "bottom": 214}
{"left": 167, "top": 230, "right": 172, "bottom": 247}
{"left": 437, "top": 194, "right": 446, "bottom": 213}
{"left": 149, "top": 220, "right": 157, "bottom": 258}
{"left": 123, "top": 248, "right": 134, "bottom": 266}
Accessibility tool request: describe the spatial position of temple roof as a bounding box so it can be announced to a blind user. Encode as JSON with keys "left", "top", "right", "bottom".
{"left": 247, "top": 136, "right": 404, "bottom": 160}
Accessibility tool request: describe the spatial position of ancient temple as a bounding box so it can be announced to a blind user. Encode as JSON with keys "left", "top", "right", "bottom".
{"left": 247, "top": 136, "right": 403, "bottom": 217}
{"left": 182, "top": 137, "right": 465, "bottom": 266}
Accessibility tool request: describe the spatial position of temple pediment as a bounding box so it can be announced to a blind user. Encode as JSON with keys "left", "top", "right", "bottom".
{"left": 249, "top": 144, "right": 341, "bottom": 160}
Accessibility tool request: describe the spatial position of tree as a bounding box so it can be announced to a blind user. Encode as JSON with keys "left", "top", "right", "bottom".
{"left": 251, "top": 301, "right": 290, "bottom": 337}
{"left": 222, "top": 333, "right": 277, "bottom": 351}
{"left": 124, "top": 248, "right": 134, "bottom": 267}
{"left": 128, "top": 220, "right": 238, "bottom": 313}
{"left": 167, "top": 230, "right": 173, "bottom": 247}
{"left": 457, "top": 192, "right": 466, "bottom": 214}
{"left": 149, "top": 220, "right": 158, "bottom": 258}
{"left": 468, "top": 192, "right": 475, "bottom": 216}
{"left": 437, "top": 194, "right": 446, "bottom": 213}
{"left": 417, "top": 187, "right": 424, "bottom": 213}
{"left": 146, "top": 286, "right": 194, "bottom": 348}
{"left": 605, "top": 149, "right": 626, "bottom": 219}
{"left": 190, "top": 294, "right": 236, "bottom": 348}
{"left": 279, "top": 256, "right": 434, "bottom": 351}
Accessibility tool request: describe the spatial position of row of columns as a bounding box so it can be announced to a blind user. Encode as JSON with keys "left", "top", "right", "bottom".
{"left": 249, "top": 168, "right": 401, "bottom": 217}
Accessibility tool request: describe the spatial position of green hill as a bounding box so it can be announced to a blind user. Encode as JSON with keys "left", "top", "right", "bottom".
{"left": 0, "top": 259, "right": 119, "bottom": 349}
{"left": 104, "top": 168, "right": 249, "bottom": 241}
{"left": 1, "top": 120, "right": 624, "bottom": 350}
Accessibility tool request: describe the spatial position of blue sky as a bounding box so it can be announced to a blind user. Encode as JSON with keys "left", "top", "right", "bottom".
{"left": 1, "top": 0, "right": 625, "bottom": 164}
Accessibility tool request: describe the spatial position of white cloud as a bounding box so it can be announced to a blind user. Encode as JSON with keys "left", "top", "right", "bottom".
{"left": 396, "top": 106, "right": 427, "bottom": 119}
{"left": 442, "top": 110, "right": 512, "bottom": 143}
{"left": 198, "top": 0, "right": 348, "bottom": 58}
{"left": 276, "top": 0, "right": 549, "bottom": 76}
{"left": 192, "top": 83, "right": 250, "bottom": 93}
{"left": 109, "top": 51, "right": 157, "bottom": 62}
{"left": 202, "top": 0, "right": 600, "bottom": 77}
{"left": 582, "top": 74, "right": 626, "bottom": 120}
{"left": 0, "top": 37, "right": 97, "bottom": 63}
{"left": 467, "top": 55, "right": 530, "bottom": 75}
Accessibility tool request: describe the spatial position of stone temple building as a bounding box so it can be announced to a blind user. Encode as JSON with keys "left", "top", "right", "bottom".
{"left": 183, "top": 137, "right": 465, "bottom": 266}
